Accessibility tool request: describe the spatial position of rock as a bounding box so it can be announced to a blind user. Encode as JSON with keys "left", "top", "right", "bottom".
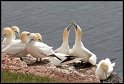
{"left": 1, "top": 53, "right": 122, "bottom": 83}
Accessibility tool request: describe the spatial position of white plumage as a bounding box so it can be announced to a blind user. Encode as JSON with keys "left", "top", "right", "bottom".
{"left": 95, "top": 58, "right": 115, "bottom": 80}
{"left": 69, "top": 21, "right": 97, "bottom": 65}
{"left": 54, "top": 24, "right": 72, "bottom": 55}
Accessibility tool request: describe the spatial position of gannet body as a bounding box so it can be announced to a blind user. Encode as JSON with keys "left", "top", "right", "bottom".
{"left": 26, "top": 33, "right": 55, "bottom": 58}
{"left": 2, "top": 31, "right": 30, "bottom": 57}
{"left": 95, "top": 58, "right": 115, "bottom": 80}
{"left": 69, "top": 21, "right": 97, "bottom": 65}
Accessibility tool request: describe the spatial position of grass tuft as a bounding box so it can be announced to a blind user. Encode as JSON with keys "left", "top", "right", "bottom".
{"left": 1, "top": 70, "right": 60, "bottom": 83}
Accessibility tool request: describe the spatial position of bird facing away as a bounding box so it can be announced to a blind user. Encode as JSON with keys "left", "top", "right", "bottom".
{"left": 69, "top": 21, "right": 97, "bottom": 65}
{"left": 2, "top": 31, "right": 30, "bottom": 57}
{"left": 54, "top": 24, "right": 72, "bottom": 55}
{"left": 95, "top": 58, "right": 115, "bottom": 80}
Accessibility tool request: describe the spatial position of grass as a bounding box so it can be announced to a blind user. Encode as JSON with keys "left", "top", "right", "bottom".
{"left": 1, "top": 70, "right": 60, "bottom": 83}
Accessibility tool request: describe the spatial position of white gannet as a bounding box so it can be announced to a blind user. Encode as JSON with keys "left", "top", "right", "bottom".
{"left": 2, "top": 31, "right": 30, "bottom": 57}
{"left": 2, "top": 27, "right": 14, "bottom": 49}
{"left": 95, "top": 58, "right": 115, "bottom": 80}
{"left": 69, "top": 21, "right": 97, "bottom": 65}
{"left": 26, "top": 33, "right": 75, "bottom": 65}
{"left": 54, "top": 24, "right": 72, "bottom": 55}
{"left": 10, "top": 26, "right": 20, "bottom": 39}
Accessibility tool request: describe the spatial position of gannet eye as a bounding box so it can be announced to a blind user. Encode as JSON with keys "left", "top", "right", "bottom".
{"left": 3, "top": 34, "right": 6, "bottom": 37}
{"left": 38, "top": 39, "right": 42, "bottom": 42}
{"left": 15, "top": 31, "right": 19, "bottom": 33}
{"left": 27, "top": 33, "right": 30, "bottom": 36}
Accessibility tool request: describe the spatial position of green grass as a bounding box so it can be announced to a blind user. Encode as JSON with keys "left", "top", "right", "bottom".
{"left": 1, "top": 70, "right": 60, "bottom": 83}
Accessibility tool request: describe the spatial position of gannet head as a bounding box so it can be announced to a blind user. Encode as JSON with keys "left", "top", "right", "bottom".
{"left": 2, "top": 27, "right": 13, "bottom": 38}
{"left": 72, "top": 20, "right": 82, "bottom": 37}
{"left": 63, "top": 24, "right": 72, "bottom": 42}
{"left": 30, "top": 33, "right": 38, "bottom": 41}
{"left": 100, "top": 61, "right": 109, "bottom": 74}
{"left": 10, "top": 26, "right": 20, "bottom": 38}
{"left": 20, "top": 31, "right": 30, "bottom": 43}
{"left": 35, "top": 33, "right": 42, "bottom": 42}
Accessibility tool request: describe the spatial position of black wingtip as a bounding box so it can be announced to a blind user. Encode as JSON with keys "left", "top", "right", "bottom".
{"left": 49, "top": 54, "right": 62, "bottom": 61}
{"left": 61, "top": 56, "right": 76, "bottom": 63}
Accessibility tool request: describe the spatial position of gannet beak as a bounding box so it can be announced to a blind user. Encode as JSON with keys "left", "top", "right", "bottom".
{"left": 71, "top": 20, "right": 78, "bottom": 30}
{"left": 1, "top": 34, "right": 5, "bottom": 41}
{"left": 15, "top": 31, "right": 20, "bottom": 39}
{"left": 67, "top": 24, "right": 73, "bottom": 31}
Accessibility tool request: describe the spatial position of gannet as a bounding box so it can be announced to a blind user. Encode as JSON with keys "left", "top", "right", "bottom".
{"left": 2, "top": 31, "right": 30, "bottom": 57}
{"left": 2, "top": 27, "right": 14, "bottom": 49}
{"left": 10, "top": 26, "right": 20, "bottom": 39}
{"left": 26, "top": 33, "right": 75, "bottom": 65}
{"left": 95, "top": 58, "right": 115, "bottom": 80}
{"left": 69, "top": 21, "right": 97, "bottom": 65}
{"left": 54, "top": 24, "right": 72, "bottom": 54}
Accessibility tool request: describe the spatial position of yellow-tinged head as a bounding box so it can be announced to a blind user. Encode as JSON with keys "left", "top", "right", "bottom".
{"left": 20, "top": 31, "right": 30, "bottom": 43}
{"left": 35, "top": 33, "right": 42, "bottom": 42}
{"left": 72, "top": 20, "right": 83, "bottom": 41}
{"left": 2, "top": 27, "right": 13, "bottom": 38}
{"left": 30, "top": 33, "right": 38, "bottom": 41}
{"left": 10, "top": 26, "right": 20, "bottom": 38}
{"left": 63, "top": 23, "right": 72, "bottom": 42}
{"left": 100, "top": 61, "right": 109, "bottom": 73}
{"left": 10, "top": 26, "right": 20, "bottom": 34}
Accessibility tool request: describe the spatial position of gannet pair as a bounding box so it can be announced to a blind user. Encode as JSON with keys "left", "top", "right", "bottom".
{"left": 95, "top": 58, "right": 115, "bottom": 80}
{"left": 2, "top": 26, "right": 20, "bottom": 49}
{"left": 55, "top": 21, "right": 97, "bottom": 65}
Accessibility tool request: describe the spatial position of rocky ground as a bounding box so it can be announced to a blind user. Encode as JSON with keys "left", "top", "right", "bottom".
{"left": 1, "top": 53, "right": 123, "bottom": 83}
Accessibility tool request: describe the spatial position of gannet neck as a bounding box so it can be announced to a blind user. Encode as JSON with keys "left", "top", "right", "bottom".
{"left": 74, "top": 25, "right": 83, "bottom": 45}
{"left": 75, "top": 33, "right": 82, "bottom": 45}
{"left": 61, "top": 28, "right": 69, "bottom": 46}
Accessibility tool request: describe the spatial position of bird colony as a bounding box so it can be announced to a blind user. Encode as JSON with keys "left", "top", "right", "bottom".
{"left": 1, "top": 21, "right": 115, "bottom": 80}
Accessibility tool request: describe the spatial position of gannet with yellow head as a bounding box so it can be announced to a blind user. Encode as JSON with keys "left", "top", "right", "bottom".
{"left": 54, "top": 24, "right": 72, "bottom": 55}
{"left": 2, "top": 27, "right": 14, "bottom": 49}
{"left": 69, "top": 21, "right": 97, "bottom": 65}
{"left": 95, "top": 58, "right": 115, "bottom": 80}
